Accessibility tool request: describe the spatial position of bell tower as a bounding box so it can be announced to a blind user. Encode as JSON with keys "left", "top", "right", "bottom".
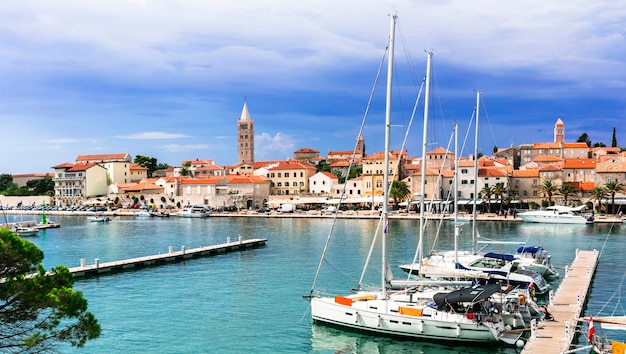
{"left": 554, "top": 117, "right": 564, "bottom": 144}
{"left": 238, "top": 101, "right": 254, "bottom": 164}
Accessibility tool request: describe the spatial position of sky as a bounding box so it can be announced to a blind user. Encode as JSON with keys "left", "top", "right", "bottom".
{"left": 2, "top": 1, "right": 626, "bottom": 174}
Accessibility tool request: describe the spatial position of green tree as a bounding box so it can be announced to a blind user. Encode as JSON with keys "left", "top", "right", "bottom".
{"left": 589, "top": 186, "right": 608, "bottom": 213}
{"left": 0, "top": 174, "right": 13, "bottom": 192}
{"left": 0, "top": 229, "right": 101, "bottom": 351}
{"left": 134, "top": 155, "right": 169, "bottom": 177}
{"left": 604, "top": 180, "right": 625, "bottom": 214}
{"left": 612, "top": 127, "right": 617, "bottom": 147}
{"left": 333, "top": 170, "right": 346, "bottom": 184}
{"left": 538, "top": 180, "right": 559, "bottom": 206}
{"left": 315, "top": 162, "right": 331, "bottom": 173}
{"left": 480, "top": 185, "right": 494, "bottom": 213}
{"left": 558, "top": 184, "right": 577, "bottom": 205}
{"left": 577, "top": 133, "right": 591, "bottom": 147}
{"left": 493, "top": 182, "right": 507, "bottom": 211}
{"left": 26, "top": 175, "right": 55, "bottom": 196}
{"left": 348, "top": 166, "right": 362, "bottom": 179}
{"left": 389, "top": 180, "right": 410, "bottom": 207}
{"left": 179, "top": 161, "right": 192, "bottom": 177}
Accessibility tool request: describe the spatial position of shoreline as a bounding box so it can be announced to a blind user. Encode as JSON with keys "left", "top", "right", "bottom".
{"left": 2, "top": 209, "right": 620, "bottom": 223}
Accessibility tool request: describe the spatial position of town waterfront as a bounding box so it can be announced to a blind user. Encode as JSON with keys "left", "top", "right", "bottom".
{"left": 14, "top": 215, "right": 626, "bottom": 353}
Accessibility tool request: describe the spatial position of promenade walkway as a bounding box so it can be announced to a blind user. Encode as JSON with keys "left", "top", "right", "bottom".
{"left": 521, "top": 249, "right": 599, "bottom": 353}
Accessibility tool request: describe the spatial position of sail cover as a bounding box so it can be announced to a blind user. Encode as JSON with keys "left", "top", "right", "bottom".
{"left": 433, "top": 283, "right": 503, "bottom": 308}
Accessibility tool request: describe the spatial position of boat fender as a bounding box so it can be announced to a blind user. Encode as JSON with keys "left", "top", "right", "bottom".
{"left": 518, "top": 294, "right": 526, "bottom": 305}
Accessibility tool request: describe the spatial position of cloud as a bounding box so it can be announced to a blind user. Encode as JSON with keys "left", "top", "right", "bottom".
{"left": 43, "top": 138, "right": 82, "bottom": 144}
{"left": 255, "top": 132, "right": 297, "bottom": 161}
{"left": 160, "top": 144, "right": 212, "bottom": 152}
{"left": 117, "top": 131, "right": 189, "bottom": 139}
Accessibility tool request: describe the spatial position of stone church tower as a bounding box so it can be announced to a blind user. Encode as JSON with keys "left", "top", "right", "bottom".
{"left": 237, "top": 101, "right": 254, "bottom": 164}
{"left": 554, "top": 117, "right": 564, "bottom": 144}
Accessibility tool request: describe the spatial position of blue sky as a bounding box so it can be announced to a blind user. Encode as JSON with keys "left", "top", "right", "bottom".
{"left": 2, "top": 1, "right": 625, "bottom": 174}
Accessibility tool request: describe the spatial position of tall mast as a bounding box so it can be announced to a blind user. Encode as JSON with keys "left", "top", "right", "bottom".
{"left": 453, "top": 123, "right": 459, "bottom": 265}
{"left": 418, "top": 52, "right": 433, "bottom": 269}
{"left": 382, "top": 14, "right": 396, "bottom": 296}
{"left": 472, "top": 90, "right": 481, "bottom": 254}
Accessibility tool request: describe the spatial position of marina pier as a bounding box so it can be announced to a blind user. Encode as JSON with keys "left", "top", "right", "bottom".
{"left": 521, "top": 249, "right": 599, "bottom": 353}
{"left": 68, "top": 237, "right": 267, "bottom": 278}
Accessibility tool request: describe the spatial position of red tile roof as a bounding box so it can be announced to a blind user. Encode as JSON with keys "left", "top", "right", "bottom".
{"left": 76, "top": 153, "right": 129, "bottom": 162}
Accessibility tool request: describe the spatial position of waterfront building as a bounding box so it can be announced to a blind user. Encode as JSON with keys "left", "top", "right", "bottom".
{"left": 308, "top": 172, "right": 338, "bottom": 195}
{"left": 361, "top": 150, "right": 406, "bottom": 198}
{"left": 267, "top": 160, "right": 317, "bottom": 196}
{"left": 51, "top": 162, "right": 108, "bottom": 206}
{"left": 177, "top": 174, "right": 270, "bottom": 209}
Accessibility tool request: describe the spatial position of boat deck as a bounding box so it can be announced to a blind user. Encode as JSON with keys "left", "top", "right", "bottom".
{"left": 521, "top": 249, "right": 599, "bottom": 353}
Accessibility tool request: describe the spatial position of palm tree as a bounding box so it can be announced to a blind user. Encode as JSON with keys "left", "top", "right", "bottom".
{"left": 389, "top": 180, "right": 410, "bottom": 208}
{"left": 604, "top": 180, "right": 625, "bottom": 214}
{"left": 558, "top": 184, "right": 577, "bottom": 206}
{"left": 538, "top": 180, "right": 559, "bottom": 206}
{"left": 480, "top": 185, "right": 495, "bottom": 213}
{"left": 493, "top": 182, "right": 507, "bottom": 212}
{"left": 589, "top": 186, "right": 608, "bottom": 214}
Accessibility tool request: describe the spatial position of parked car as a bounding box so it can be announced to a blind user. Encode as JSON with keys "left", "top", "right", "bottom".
{"left": 257, "top": 207, "right": 271, "bottom": 213}
{"left": 321, "top": 206, "right": 337, "bottom": 214}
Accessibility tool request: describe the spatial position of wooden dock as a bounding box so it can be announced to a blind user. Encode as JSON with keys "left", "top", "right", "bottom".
{"left": 68, "top": 237, "right": 267, "bottom": 278}
{"left": 521, "top": 249, "right": 599, "bottom": 353}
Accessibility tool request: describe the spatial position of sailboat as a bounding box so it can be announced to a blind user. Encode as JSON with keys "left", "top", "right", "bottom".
{"left": 397, "top": 91, "right": 554, "bottom": 294}
{"left": 305, "top": 15, "right": 524, "bottom": 346}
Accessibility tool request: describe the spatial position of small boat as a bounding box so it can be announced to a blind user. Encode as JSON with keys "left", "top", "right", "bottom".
{"left": 135, "top": 211, "right": 152, "bottom": 217}
{"left": 88, "top": 215, "right": 111, "bottom": 222}
{"left": 176, "top": 207, "right": 208, "bottom": 218}
{"left": 13, "top": 223, "right": 39, "bottom": 237}
{"left": 150, "top": 211, "right": 170, "bottom": 217}
{"left": 518, "top": 205, "right": 594, "bottom": 224}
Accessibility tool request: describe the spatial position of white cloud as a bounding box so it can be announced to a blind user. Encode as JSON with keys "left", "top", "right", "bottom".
{"left": 43, "top": 138, "right": 82, "bottom": 144}
{"left": 255, "top": 132, "right": 297, "bottom": 161}
{"left": 117, "top": 131, "right": 189, "bottom": 139}
{"left": 160, "top": 144, "right": 211, "bottom": 152}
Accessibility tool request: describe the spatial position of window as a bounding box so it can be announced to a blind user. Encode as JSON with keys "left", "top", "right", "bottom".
{"left": 285, "top": 172, "right": 290, "bottom": 177}
{"left": 461, "top": 169, "right": 468, "bottom": 174}
{"left": 278, "top": 173, "right": 282, "bottom": 178}
{"left": 285, "top": 182, "right": 290, "bottom": 187}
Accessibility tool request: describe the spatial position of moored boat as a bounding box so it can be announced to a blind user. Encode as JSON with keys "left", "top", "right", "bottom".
{"left": 518, "top": 205, "right": 594, "bottom": 224}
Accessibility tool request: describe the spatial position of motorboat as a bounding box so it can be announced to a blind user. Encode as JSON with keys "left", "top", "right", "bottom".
{"left": 88, "top": 215, "right": 111, "bottom": 222}
{"left": 176, "top": 207, "right": 208, "bottom": 218}
{"left": 13, "top": 223, "right": 39, "bottom": 237}
{"left": 518, "top": 205, "right": 594, "bottom": 224}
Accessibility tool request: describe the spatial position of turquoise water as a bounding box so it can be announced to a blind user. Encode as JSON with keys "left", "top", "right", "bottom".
{"left": 26, "top": 216, "right": 626, "bottom": 353}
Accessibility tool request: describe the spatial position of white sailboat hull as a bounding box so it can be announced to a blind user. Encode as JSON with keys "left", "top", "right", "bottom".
{"left": 311, "top": 296, "right": 501, "bottom": 343}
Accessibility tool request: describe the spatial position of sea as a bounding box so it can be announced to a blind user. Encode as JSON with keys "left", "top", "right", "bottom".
{"left": 9, "top": 214, "right": 626, "bottom": 353}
